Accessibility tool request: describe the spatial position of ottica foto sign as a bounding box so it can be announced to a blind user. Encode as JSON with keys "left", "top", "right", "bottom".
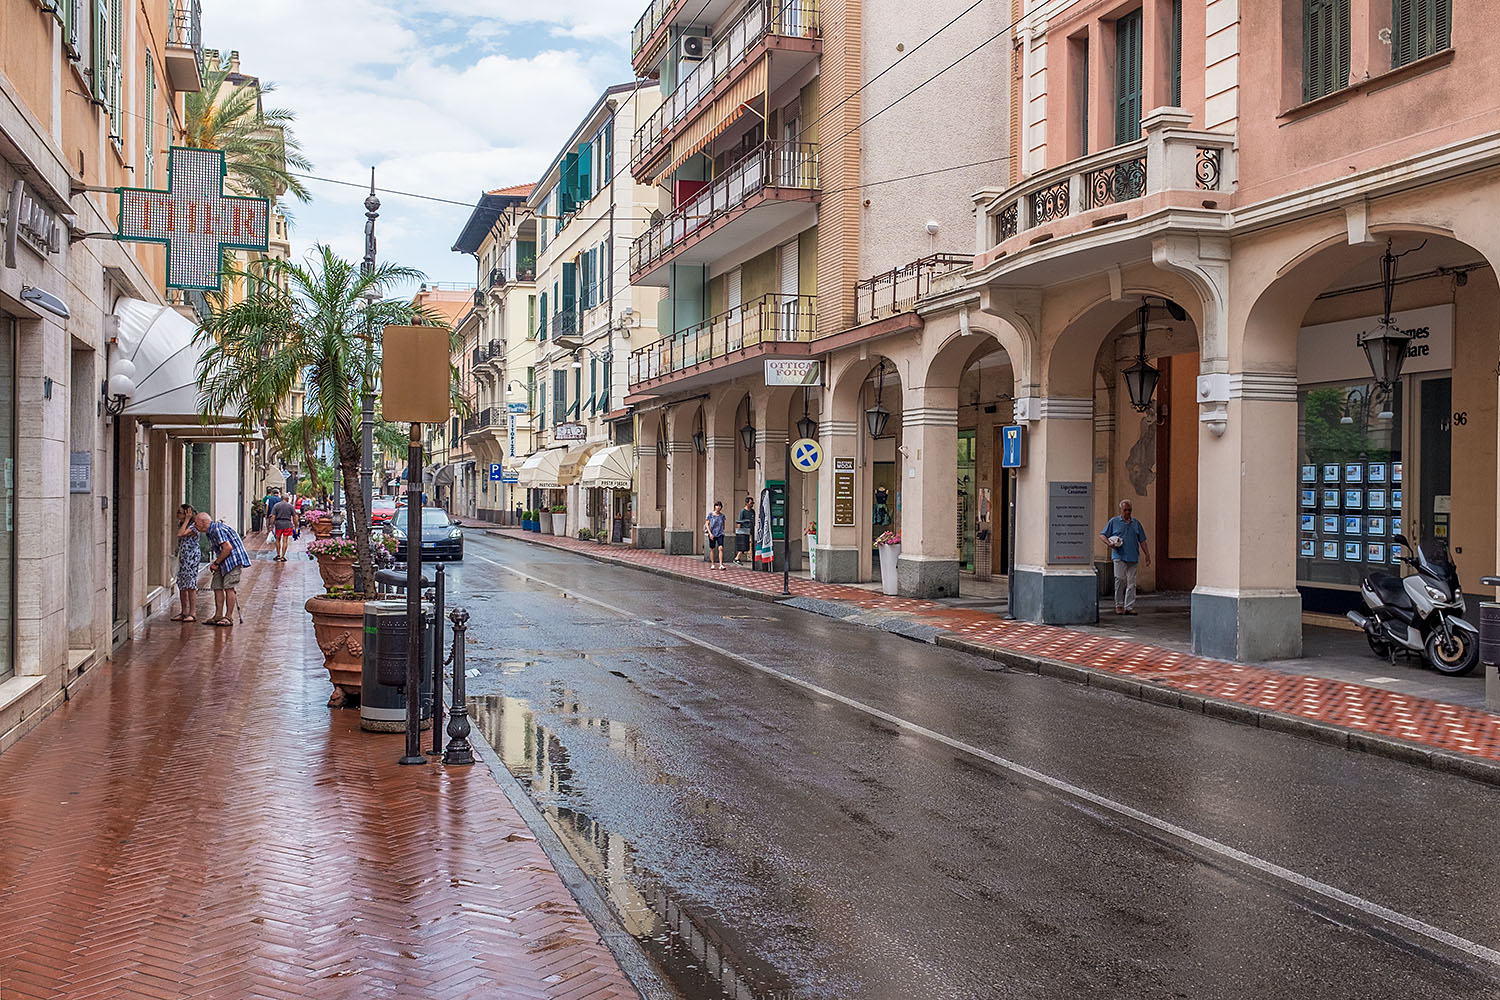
{"left": 765, "top": 359, "right": 821, "bottom": 386}
{"left": 117, "top": 147, "right": 269, "bottom": 290}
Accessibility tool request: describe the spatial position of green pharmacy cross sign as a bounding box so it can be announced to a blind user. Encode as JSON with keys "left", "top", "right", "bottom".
{"left": 116, "top": 147, "right": 270, "bottom": 290}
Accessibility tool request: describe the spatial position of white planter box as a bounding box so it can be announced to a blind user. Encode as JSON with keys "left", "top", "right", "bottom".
{"left": 551, "top": 513, "right": 568, "bottom": 536}
{"left": 539, "top": 515, "right": 553, "bottom": 535}
{"left": 878, "top": 543, "right": 901, "bottom": 595}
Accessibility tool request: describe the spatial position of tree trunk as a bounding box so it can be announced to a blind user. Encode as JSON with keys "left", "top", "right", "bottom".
{"left": 334, "top": 430, "right": 373, "bottom": 594}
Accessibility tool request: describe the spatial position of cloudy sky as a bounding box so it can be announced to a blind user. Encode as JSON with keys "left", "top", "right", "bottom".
{"left": 201, "top": 0, "right": 640, "bottom": 286}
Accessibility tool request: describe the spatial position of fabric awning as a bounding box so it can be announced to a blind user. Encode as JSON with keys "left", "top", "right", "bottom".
{"left": 434, "top": 464, "right": 457, "bottom": 486}
{"left": 516, "top": 448, "right": 566, "bottom": 489}
{"left": 580, "top": 445, "right": 635, "bottom": 490}
{"left": 558, "top": 443, "right": 601, "bottom": 484}
{"left": 662, "top": 56, "right": 767, "bottom": 181}
{"left": 110, "top": 297, "right": 239, "bottom": 425}
{"left": 264, "top": 466, "right": 287, "bottom": 490}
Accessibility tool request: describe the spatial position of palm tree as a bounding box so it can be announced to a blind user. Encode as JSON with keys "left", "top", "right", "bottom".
{"left": 196, "top": 246, "right": 465, "bottom": 588}
{"left": 184, "top": 62, "right": 311, "bottom": 203}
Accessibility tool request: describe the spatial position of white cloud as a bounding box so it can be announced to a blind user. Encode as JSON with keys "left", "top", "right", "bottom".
{"left": 201, "top": 1, "right": 637, "bottom": 285}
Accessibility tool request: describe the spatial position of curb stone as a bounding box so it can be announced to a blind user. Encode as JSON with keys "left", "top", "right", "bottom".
{"left": 491, "top": 530, "right": 1500, "bottom": 790}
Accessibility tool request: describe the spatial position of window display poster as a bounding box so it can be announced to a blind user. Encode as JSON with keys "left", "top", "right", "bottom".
{"left": 1323, "top": 464, "right": 1341, "bottom": 483}
{"left": 1391, "top": 543, "right": 1404, "bottom": 562}
{"left": 1368, "top": 489, "right": 1386, "bottom": 509}
{"left": 1344, "top": 542, "right": 1362, "bottom": 561}
{"left": 1367, "top": 543, "right": 1386, "bottom": 562}
{"left": 1367, "top": 516, "right": 1385, "bottom": 535}
{"left": 1302, "top": 465, "right": 1317, "bottom": 483}
{"left": 1300, "top": 514, "right": 1316, "bottom": 533}
{"left": 1368, "top": 463, "right": 1387, "bottom": 484}
{"left": 1391, "top": 489, "right": 1402, "bottom": 510}
{"left": 1344, "top": 515, "right": 1362, "bottom": 535}
{"left": 1301, "top": 539, "right": 1316, "bottom": 558}
{"left": 1323, "top": 541, "right": 1340, "bottom": 560}
{"left": 1345, "top": 463, "right": 1363, "bottom": 483}
{"left": 1345, "top": 490, "right": 1363, "bottom": 509}
{"left": 1322, "top": 515, "right": 1339, "bottom": 533}
{"left": 1392, "top": 462, "right": 1402, "bottom": 483}
{"left": 1323, "top": 489, "right": 1340, "bottom": 507}
{"left": 1301, "top": 489, "right": 1316, "bottom": 508}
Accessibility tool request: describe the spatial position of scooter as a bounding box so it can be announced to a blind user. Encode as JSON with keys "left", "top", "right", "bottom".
{"left": 1347, "top": 533, "right": 1480, "bottom": 676}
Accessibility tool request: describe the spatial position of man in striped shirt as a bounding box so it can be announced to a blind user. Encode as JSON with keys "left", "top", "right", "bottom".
{"left": 195, "top": 512, "right": 250, "bottom": 627}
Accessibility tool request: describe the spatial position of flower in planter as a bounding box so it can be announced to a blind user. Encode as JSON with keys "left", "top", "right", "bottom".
{"left": 875, "top": 530, "right": 902, "bottom": 546}
{"left": 806, "top": 521, "right": 818, "bottom": 535}
{"left": 306, "top": 537, "right": 359, "bottom": 560}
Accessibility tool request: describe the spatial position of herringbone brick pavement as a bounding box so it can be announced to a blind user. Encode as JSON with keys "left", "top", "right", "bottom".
{"left": 0, "top": 539, "right": 637, "bottom": 1000}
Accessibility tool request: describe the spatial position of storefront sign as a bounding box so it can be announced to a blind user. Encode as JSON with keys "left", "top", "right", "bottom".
{"left": 508, "top": 411, "right": 517, "bottom": 458}
{"left": 69, "top": 451, "right": 91, "bottom": 493}
{"left": 1299, "top": 305, "right": 1453, "bottom": 383}
{"left": 501, "top": 470, "right": 519, "bottom": 483}
{"left": 116, "top": 147, "right": 270, "bottom": 290}
{"left": 764, "top": 359, "right": 821, "bottom": 386}
{"left": 554, "top": 422, "right": 586, "bottom": 441}
{"left": 1047, "top": 481, "right": 1093, "bottom": 565}
{"left": 833, "top": 458, "right": 855, "bottom": 526}
{"left": 4, "top": 180, "right": 64, "bottom": 268}
{"left": 507, "top": 402, "right": 530, "bottom": 413}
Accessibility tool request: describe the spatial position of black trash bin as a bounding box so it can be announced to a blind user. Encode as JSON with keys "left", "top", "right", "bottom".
{"left": 1480, "top": 600, "right": 1500, "bottom": 711}
{"left": 360, "top": 599, "right": 433, "bottom": 732}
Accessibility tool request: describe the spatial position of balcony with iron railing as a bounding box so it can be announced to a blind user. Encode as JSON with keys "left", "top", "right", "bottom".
{"left": 463, "top": 406, "right": 500, "bottom": 436}
{"left": 630, "top": 0, "right": 821, "bottom": 178}
{"left": 165, "top": 0, "right": 204, "bottom": 93}
{"left": 470, "top": 341, "right": 504, "bottom": 369}
{"left": 630, "top": 141, "right": 819, "bottom": 285}
{"left": 976, "top": 111, "right": 1235, "bottom": 265}
{"left": 853, "top": 254, "right": 974, "bottom": 326}
{"left": 629, "top": 293, "right": 815, "bottom": 389}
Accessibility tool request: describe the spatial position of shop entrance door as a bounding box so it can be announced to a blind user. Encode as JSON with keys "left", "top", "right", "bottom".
{"left": 1155, "top": 354, "right": 1199, "bottom": 591}
{"left": 957, "top": 429, "right": 976, "bottom": 571}
{"left": 1408, "top": 374, "right": 1453, "bottom": 552}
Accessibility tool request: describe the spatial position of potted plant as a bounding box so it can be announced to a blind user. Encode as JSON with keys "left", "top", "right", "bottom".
{"left": 550, "top": 504, "right": 568, "bottom": 536}
{"left": 538, "top": 505, "right": 553, "bottom": 535}
{"left": 305, "top": 508, "right": 335, "bottom": 539}
{"left": 306, "top": 536, "right": 358, "bottom": 589}
{"left": 577, "top": 527, "right": 593, "bottom": 541}
{"left": 197, "top": 245, "right": 464, "bottom": 708}
{"left": 876, "top": 529, "right": 901, "bottom": 596}
{"left": 250, "top": 498, "right": 267, "bottom": 533}
{"left": 524, "top": 509, "right": 539, "bottom": 531}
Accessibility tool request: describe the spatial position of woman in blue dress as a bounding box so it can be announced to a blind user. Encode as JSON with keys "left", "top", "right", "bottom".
{"left": 172, "top": 504, "right": 201, "bottom": 622}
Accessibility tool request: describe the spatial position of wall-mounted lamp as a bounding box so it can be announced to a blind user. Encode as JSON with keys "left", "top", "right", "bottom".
{"left": 864, "top": 361, "right": 891, "bottom": 438}
{"left": 739, "top": 420, "right": 756, "bottom": 451}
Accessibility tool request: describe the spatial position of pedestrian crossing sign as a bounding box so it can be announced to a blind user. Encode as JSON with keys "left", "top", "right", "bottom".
{"left": 791, "top": 438, "right": 823, "bottom": 473}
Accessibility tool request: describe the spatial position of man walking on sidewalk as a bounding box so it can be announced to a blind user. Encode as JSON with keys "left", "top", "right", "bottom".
{"left": 196, "top": 512, "right": 250, "bottom": 627}
{"left": 271, "top": 494, "right": 296, "bottom": 561}
{"left": 1100, "top": 500, "right": 1150, "bottom": 615}
{"left": 733, "top": 496, "right": 754, "bottom": 566}
{"left": 704, "top": 501, "right": 727, "bottom": 571}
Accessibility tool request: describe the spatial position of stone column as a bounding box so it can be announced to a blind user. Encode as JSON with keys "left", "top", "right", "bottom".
{"left": 896, "top": 391, "right": 960, "bottom": 598}
{"left": 663, "top": 440, "right": 697, "bottom": 554}
{"left": 755, "top": 420, "right": 789, "bottom": 571}
{"left": 1191, "top": 372, "right": 1303, "bottom": 660}
{"left": 1009, "top": 396, "right": 1099, "bottom": 623}
{"left": 814, "top": 418, "right": 861, "bottom": 582}
{"left": 633, "top": 426, "right": 663, "bottom": 549}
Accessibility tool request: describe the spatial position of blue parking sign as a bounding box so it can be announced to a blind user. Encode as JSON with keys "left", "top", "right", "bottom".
{"left": 1001, "top": 425, "right": 1026, "bottom": 468}
{"left": 488, "top": 463, "right": 502, "bottom": 481}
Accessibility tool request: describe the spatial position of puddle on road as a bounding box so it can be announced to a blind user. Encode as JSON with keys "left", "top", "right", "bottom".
{"left": 469, "top": 693, "right": 794, "bottom": 1000}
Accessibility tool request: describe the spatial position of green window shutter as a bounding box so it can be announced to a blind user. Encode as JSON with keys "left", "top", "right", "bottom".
{"left": 527, "top": 366, "right": 536, "bottom": 410}
{"left": 1114, "top": 10, "right": 1143, "bottom": 144}
{"left": 577, "top": 141, "right": 592, "bottom": 202}
{"left": 589, "top": 359, "right": 598, "bottom": 415}
{"left": 603, "top": 125, "right": 613, "bottom": 178}
{"left": 93, "top": 1, "right": 107, "bottom": 98}
{"left": 144, "top": 54, "right": 155, "bottom": 182}
{"left": 601, "top": 356, "right": 611, "bottom": 412}
{"left": 538, "top": 290, "right": 547, "bottom": 339}
{"left": 562, "top": 262, "right": 576, "bottom": 314}
{"left": 562, "top": 154, "right": 579, "bottom": 213}
{"left": 1170, "top": 0, "right": 1182, "bottom": 107}
{"left": 1392, "top": 0, "right": 1450, "bottom": 68}
{"left": 1304, "top": 0, "right": 1351, "bottom": 101}
{"left": 572, "top": 368, "right": 581, "bottom": 418}
{"left": 553, "top": 369, "right": 567, "bottom": 424}
{"left": 528, "top": 294, "right": 536, "bottom": 334}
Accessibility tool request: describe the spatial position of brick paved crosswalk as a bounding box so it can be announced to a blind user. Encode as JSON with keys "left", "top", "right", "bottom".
{"left": 509, "top": 530, "right": 1500, "bottom": 765}
{"left": 0, "top": 541, "right": 637, "bottom": 1000}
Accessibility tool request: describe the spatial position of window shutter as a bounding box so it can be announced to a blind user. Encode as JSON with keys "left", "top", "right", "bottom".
{"left": 108, "top": 0, "right": 122, "bottom": 135}
{"left": 1114, "top": 10, "right": 1143, "bottom": 145}
{"left": 553, "top": 369, "right": 567, "bottom": 424}
{"left": 602, "top": 356, "right": 611, "bottom": 412}
{"left": 562, "top": 262, "right": 576, "bottom": 315}
{"left": 590, "top": 358, "right": 598, "bottom": 415}
{"left": 92, "top": 1, "right": 107, "bottom": 98}
{"left": 1392, "top": 0, "right": 1450, "bottom": 68}
{"left": 538, "top": 290, "right": 547, "bottom": 339}
{"left": 572, "top": 368, "right": 581, "bottom": 418}
{"left": 561, "top": 153, "right": 579, "bottom": 213}
{"left": 144, "top": 55, "right": 155, "bottom": 182}
{"left": 577, "top": 141, "right": 592, "bottom": 202}
{"left": 1304, "top": 0, "right": 1351, "bottom": 100}
{"left": 1170, "top": 0, "right": 1182, "bottom": 107}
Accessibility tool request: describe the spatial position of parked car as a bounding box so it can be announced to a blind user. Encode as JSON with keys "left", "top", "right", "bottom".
{"left": 370, "top": 497, "right": 397, "bottom": 525}
{"left": 390, "top": 506, "right": 464, "bottom": 562}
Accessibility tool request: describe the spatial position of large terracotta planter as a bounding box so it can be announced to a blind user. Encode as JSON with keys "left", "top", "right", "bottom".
{"left": 310, "top": 519, "right": 335, "bottom": 539}
{"left": 314, "top": 554, "right": 355, "bottom": 591}
{"left": 305, "top": 595, "right": 365, "bottom": 707}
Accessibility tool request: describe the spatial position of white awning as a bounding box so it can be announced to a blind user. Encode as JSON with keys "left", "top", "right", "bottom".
{"left": 580, "top": 445, "right": 634, "bottom": 490}
{"left": 109, "top": 297, "right": 238, "bottom": 425}
{"left": 516, "top": 448, "right": 564, "bottom": 488}
{"left": 434, "top": 463, "right": 458, "bottom": 486}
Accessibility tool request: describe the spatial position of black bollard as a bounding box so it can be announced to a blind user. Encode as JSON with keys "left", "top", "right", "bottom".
{"left": 443, "top": 608, "right": 475, "bottom": 765}
{"left": 430, "top": 565, "right": 446, "bottom": 755}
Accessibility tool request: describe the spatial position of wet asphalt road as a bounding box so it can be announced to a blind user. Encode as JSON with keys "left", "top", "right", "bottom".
{"left": 444, "top": 532, "right": 1500, "bottom": 1000}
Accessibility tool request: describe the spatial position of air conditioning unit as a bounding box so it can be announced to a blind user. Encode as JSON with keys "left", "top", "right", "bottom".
{"left": 680, "top": 35, "right": 708, "bottom": 60}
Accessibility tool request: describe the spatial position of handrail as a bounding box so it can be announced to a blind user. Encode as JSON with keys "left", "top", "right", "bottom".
{"left": 630, "top": 0, "right": 820, "bottom": 171}
{"left": 628, "top": 293, "right": 816, "bottom": 384}
{"left": 631, "top": 0, "right": 676, "bottom": 62}
{"left": 630, "top": 141, "right": 818, "bottom": 275}
{"left": 854, "top": 254, "right": 974, "bottom": 324}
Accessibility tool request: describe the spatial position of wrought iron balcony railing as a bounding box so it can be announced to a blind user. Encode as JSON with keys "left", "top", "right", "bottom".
{"left": 630, "top": 0, "right": 820, "bottom": 173}
{"left": 630, "top": 141, "right": 818, "bottom": 276}
{"left": 629, "top": 293, "right": 815, "bottom": 384}
{"left": 631, "top": 0, "right": 675, "bottom": 63}
{"left": 164, "top": 0, "right": 204, "bottom": 93}
{"left": 853, "top": 254, "right": 974, "bottom": 325}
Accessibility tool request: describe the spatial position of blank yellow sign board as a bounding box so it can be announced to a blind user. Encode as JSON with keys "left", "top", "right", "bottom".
{"left": 381, "top": 325, "right": 450, "bottom": 423}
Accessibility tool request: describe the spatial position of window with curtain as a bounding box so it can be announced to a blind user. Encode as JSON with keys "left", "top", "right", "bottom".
{"left": 1303, "top": 0, "right": 1351, "bottom": 102}
{"left": 1114, "top": 10, "right": 1143, "bottom": 144}
{"left": 1391, "top": 0, "right": 1451, "bottom": 67}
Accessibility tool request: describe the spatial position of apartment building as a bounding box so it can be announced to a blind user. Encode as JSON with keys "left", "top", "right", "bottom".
{"left": 411, "top": 283, "right": 476, "bottom": 507}
{"left": 518, "top": 82, "right": 662, "bottom": 542}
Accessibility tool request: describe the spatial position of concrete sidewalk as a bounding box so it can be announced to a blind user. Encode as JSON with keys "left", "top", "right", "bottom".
{"left": 496, "top": 528, "right": 1500, "bottom": 784}
{"left": 0, "top": 538, "right": 638, "bottom": 1000}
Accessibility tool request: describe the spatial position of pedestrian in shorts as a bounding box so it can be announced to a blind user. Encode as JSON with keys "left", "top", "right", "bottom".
{"left": 195, "top": 512, "right": 250, "bottom": 627}
{"left": 704, "top": 501, "right": 727, "bottom": 570}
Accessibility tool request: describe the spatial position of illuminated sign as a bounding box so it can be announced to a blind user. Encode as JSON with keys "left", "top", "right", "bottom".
{"left": 117, "top": 147, "right": 269, "bottom": 290}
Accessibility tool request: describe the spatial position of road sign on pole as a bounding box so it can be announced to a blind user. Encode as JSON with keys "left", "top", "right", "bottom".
{"left": 1001, "top": 425, "right": 1027, "bottom": 468}
{"left": 790, "top": 438, "right": 823, "bottom": 473}
{"left": 488, "top": 463, "right": 502, "bottom": 481}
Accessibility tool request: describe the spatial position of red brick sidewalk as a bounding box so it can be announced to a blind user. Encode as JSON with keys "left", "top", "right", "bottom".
{"left": 505, "top": 529, "right": 1500, "bottom": 772}
{"left": 0, "top": 542, "right": 637, "bottom": 1000}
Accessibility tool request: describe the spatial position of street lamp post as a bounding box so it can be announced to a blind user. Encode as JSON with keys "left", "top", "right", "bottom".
{"left": 359, "top": 168, "right": 380, "bottom": 592}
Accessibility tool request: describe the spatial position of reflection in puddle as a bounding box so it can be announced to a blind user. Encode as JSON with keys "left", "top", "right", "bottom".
{"left": 469, "top": 694, "right": 792, "bottom": 1000}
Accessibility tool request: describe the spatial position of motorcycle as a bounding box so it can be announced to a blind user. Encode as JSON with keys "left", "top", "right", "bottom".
{"left": 1347, "top": 533, "right": 1480, "bottom": 676}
